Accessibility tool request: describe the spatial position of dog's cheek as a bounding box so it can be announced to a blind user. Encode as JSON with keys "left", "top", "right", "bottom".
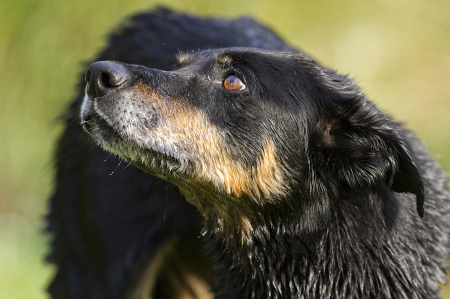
{"left": 150, "top": 98, "right": 287, "bottom": 201}
{"left": 192, "top": 138, "right": 287, "bottom": 201}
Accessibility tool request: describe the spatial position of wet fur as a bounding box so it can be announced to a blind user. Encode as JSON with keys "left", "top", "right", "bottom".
{"left": 47, "top": 8, "right": 450, "bottom": 299}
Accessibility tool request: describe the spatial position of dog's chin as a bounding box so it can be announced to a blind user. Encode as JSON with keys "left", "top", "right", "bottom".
{"left": 82, "top": 111, "right": 189, "bottom": 180}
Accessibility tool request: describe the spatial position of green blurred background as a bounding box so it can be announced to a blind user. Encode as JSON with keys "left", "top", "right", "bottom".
{"left": 1, "top": 0, "right": 449, "bottom": 298}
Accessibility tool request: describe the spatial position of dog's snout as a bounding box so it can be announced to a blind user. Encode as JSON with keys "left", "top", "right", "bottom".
{"left": 86, "top": 61, "right": 130, "bottom": 97}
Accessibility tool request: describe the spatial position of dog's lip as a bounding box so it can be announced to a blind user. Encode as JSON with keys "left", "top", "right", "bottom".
{"left": 80, "top": 92, "right": 96, "bottom": 133}
{"left": 82, "top": 115, "right": 94, "bottom": 135}
{"left": 81, "top": 104, "right": 98, "bottom": 136}
{"left": 82, "top": 104, "right": 186, "bottom": 173}
{"left": 81, "top": 110, "right": 108, "bottom": 140}
{"left": 81, "top": 94, "right": 115, "bottom": 137}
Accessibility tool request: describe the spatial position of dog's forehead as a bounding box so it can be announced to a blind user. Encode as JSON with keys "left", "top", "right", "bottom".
{"left": 176, "top": 49, "right": 218, "bottom": 67}
{"left": 177, "top": 47, "right": 289, "bottom": 70}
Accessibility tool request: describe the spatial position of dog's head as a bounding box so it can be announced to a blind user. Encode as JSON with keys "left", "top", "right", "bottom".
{"left": 81, "top": 48, "right": 424, "bottom": 232}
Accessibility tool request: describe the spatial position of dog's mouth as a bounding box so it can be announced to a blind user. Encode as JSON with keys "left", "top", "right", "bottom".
{"left": 81, "top": 95, "right": 190, "bottom": 179}
{"left": 80, "top": 60, "right": 191, "bottom": 177}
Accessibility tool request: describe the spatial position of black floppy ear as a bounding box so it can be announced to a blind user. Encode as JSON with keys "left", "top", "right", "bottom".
{"left": 309, "top": 98, "right": 424, "bottom": 217}
{"left": 390, "top": 146, "right": 424, "bottom": 217}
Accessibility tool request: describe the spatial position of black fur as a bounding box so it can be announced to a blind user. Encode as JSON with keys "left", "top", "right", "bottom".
{"left": 47, "top": 8, "right": 450, "bottom": 299}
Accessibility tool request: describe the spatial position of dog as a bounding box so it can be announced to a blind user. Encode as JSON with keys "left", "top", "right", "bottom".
{"left": 47, "top": 8, "right": 450, "bottom": 299}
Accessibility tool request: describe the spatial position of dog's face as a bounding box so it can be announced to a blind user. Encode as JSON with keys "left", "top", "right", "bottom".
{"left": 81, "top": 47, "right": 424, "bottom": 232}
{"left": 81, "top": 49, "right": 314, "bottom": 203}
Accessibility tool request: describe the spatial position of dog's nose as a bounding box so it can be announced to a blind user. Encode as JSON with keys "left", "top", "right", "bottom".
{"left": 85, "top": 61, "right": 130, "bottom": 97}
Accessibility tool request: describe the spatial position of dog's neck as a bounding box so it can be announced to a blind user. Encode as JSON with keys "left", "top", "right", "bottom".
{"left": 195, "top": 189, "right": 429, "bottom": 299}
{"left": 202, "top": 202, "right": 324, "bottom": 299}
{"left": 180, "top": 184, "right": 331, "bottom": 298}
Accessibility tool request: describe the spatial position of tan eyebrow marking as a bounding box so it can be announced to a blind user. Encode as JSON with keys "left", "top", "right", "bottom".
{"left": 216, "top": 55, "right": 234, "bottom": 68}
{"left": 176, "top": 52, "right": 191, "bottom": 65}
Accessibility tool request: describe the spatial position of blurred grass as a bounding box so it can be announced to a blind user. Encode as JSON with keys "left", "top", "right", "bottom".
{"left": 0, "top": 0, "right": 449, "bottom": 298}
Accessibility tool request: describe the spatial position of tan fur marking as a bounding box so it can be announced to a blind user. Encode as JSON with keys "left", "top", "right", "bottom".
{"left": 134, "top": 82, "right": 286, "bottom": 202}
{"left": 200, "top": 139, "right": 286, "bottom": 201}
{"left": 176, "top": 52, "right": 190, "bottom": 64}
{"left": 160, "top": 265, "right": 213, "bottom": 299}
{"left": 127, "top": 239, "right": 175, "bottom": 299}
{"left": 217, "top": 55, "right": 233, "bottom": 67}
{"left": 127, "top": 237, "right": 213, "bottom": 299}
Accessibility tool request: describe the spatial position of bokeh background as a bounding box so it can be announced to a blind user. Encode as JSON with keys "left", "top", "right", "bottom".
{"left": 1, "top": 0, "right": 449, "bottom": 298}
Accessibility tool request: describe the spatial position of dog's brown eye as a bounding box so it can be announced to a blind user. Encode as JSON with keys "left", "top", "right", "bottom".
{"left": 223, "top": 75, "right": 245, "bottom": 91}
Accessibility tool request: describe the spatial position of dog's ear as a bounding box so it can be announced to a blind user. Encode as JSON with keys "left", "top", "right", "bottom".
{"left": 309, "top": 98, "right": 424, "bottom": 217}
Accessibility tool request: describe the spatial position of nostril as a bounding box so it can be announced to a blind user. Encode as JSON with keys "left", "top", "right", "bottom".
{"left": 101, "top": 72, "right": 113, "bottom": 89}
{"left": 86, "top": 61, "right": 130, "bottom": 98}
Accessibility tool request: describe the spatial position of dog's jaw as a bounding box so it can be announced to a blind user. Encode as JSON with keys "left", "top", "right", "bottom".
{"left": 81, "top": 92, "right": 191, "bottom": 179}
